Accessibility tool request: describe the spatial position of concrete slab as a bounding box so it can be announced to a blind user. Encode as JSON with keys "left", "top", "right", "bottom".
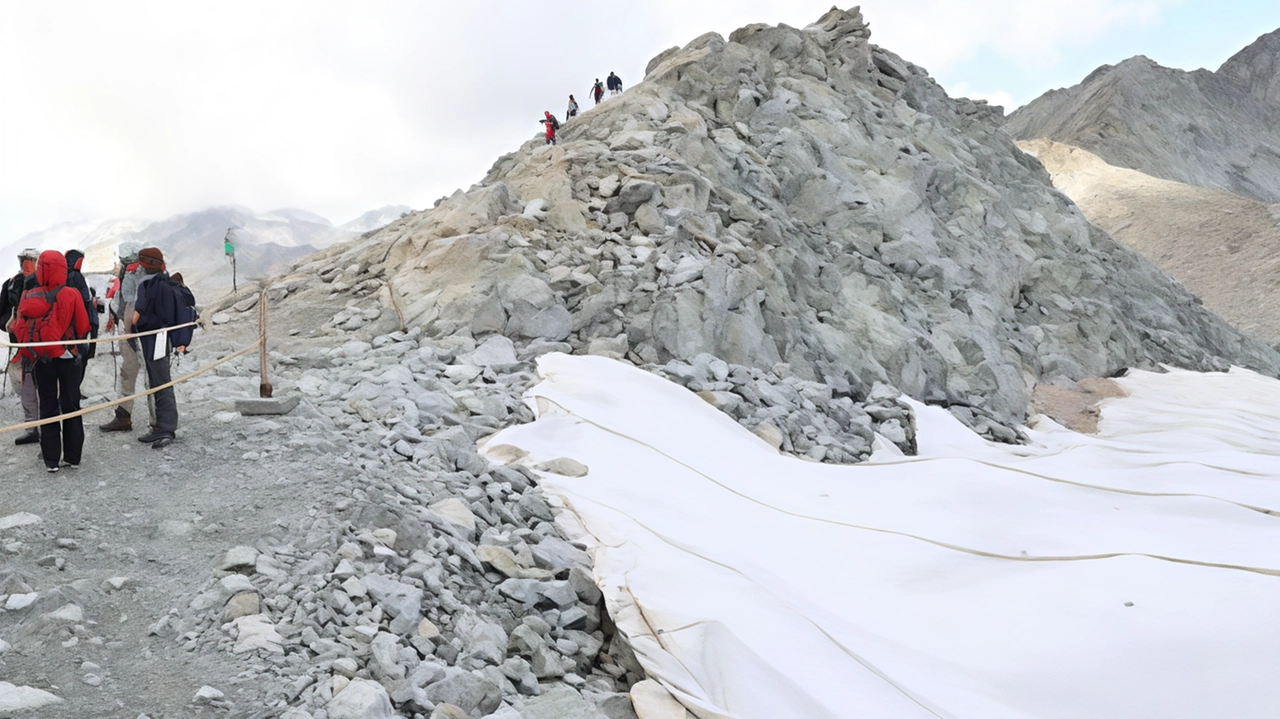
{"left": 235, "top": 396, "right": 300, "bottom": 416}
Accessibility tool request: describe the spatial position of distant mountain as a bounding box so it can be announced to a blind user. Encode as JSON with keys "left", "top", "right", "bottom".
{"left": 339, "top": 205, "right": 413, "bottom": 234}
{"left": 1020, "top": 139, "right": 1280, "bottom": 345}
{"left": 1, "top": 205, "right": 401, "bottom": 297}
{"left": 1006, "top": 29, "right": 1280, "bottom": 203}
{"left": 1, "top": 218, "right": 149, "bottom": 273}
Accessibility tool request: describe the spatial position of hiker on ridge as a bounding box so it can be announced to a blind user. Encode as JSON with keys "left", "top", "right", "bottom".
{"left": 567, "top": 95, "right": 579, "bottom": 120}
{"left": 100, "top": 242, "right": 151, "bottom": 434}
{"left": 591, "top": 78, "right": 605, "bottom": 105}
{"left": 131, "top": 247, "right": 180, "bottom": 447}
{"left": 2, "top": 248, "right": 41, "bottom": 446}
{"left": 541, "top": 111, "right": 559, "bottom": 146}
{"left": 11, "top": 250, "right": 90, "bottom": 472}
{"left": 607, "top": 71, "right": 623, "bottom": 95}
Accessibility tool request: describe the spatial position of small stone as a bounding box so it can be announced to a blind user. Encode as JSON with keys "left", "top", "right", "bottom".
{"left": 193, "top": 686, "right": 225, "bottom": 704}
{"left": 326, "top": 678, "right": 395, "bottom": 719}
{"left": 103, "top": 576, "right": 134, "bottom": 592}
{"left": 81, "top": 674, "right": 102, "bottom": 687}
{"left": 43, "top": 603, "right": 83, "bottom": 623}
{"left": 332, "top": 657, "right": 359, "bottom": 678}
{"left": 55, "top": 538, "right": 79, "bottom": 550}
{"left": 223, "top": 592, "right": 260, "bottom": 620}
{"left": 430, "top": 704, "right": 471, "bottom": 719}
{"left": 430, "top": 498, "right": 477, "bottom": 533}
{"left": 231, "top": 614, "right": 283, "bottom": 654}
{"left": 418, "top": 618, "right": 441, "bottom": 640}
{"left": 4, "top": 593, "right": 38, "bottom": 611}
{"left": 751, "top": 422, "right": 785, "bottom": 450}
{"left": 631, "top": 680, "right": 688, "bottom": 718}
{"left": 218, "top": 545, "right": 259, "bottom": 571}
{"left": 0, "top": 512, "right": 42, "bottom": 531}
{"left": 0, "top": 682, "right": 62, "bottom": 711}
{"left": 533, "top": 457, "right": 589, "bottom": 477}
{"left": 342, "top": 576, "right": 368, "bottom": 598}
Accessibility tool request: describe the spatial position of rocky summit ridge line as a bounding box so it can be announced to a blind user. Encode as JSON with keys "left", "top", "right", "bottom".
{"left": 280, "top": 6, "right": 1280, "bottom": 440}
{"left": 1006, "top": 28, "right": 1280, "bottom": 204}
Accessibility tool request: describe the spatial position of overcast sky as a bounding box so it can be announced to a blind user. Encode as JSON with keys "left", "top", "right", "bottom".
{"left": 2, "top": 0, "right": 1279, "bottom": 245}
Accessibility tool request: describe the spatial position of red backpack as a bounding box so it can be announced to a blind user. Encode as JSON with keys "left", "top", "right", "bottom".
{"left": 14, "top": 285, "right": 74, "bottom": 363}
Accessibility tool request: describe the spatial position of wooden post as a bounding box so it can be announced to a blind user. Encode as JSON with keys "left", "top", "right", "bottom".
{"left": 258, "top": 285, "right": 272, "bottom": 398}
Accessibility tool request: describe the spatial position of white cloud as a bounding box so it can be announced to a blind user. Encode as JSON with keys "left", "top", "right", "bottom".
{"left": 0, "top": 0, "right": 1183, "bottom": 244}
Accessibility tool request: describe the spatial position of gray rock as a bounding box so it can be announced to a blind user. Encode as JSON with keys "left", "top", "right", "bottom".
{"left": 362, "top": 574, "right": 424, "bottom": 635}
{"left": 423, "top": 667, "right": 501, "bottom": 716}
{"left": 327, "top": 678, "right": 396, "bottom": 719}
{"left": 458, "top": 335, "right": 518, "bottom": 367}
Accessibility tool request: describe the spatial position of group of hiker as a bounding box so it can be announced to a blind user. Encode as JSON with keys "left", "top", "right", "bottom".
{"left": 2, "top": 242, "right": 195, "bottom": 472}
{"left": 541, "top": 71, "right": 624, "bottom": 146}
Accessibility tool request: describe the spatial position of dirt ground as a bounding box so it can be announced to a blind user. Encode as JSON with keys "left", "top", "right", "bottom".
{"left": 1030, "top": 377, "right": 1128, "bottom": 434}
{"left": 0, "top": 299, "right": 348, "bottom": 718}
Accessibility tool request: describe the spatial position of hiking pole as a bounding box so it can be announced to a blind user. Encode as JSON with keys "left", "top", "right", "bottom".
{"left": 1, "top": 347, "right": 11, "bottom": 398}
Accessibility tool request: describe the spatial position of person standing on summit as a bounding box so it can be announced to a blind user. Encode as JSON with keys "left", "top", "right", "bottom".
{"left": 11, "top": 251, "right": 91, "bottom": 472}
{"left": 607, "top": 71, "right": 623, "bottom": 96}
{"left": 590, "top": 78, "right": 605, "bottom": 105}
{"left": 567, "top": 94, "right": 579, "bottom": 120}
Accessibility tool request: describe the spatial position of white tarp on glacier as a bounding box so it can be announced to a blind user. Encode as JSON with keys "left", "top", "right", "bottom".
{"left": 483, "top": 354, "right": 1280, "bottom": 719}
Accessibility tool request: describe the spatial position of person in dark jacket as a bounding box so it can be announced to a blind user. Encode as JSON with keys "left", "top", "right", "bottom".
{"left": 12, "top": 250, "right": 91, "bottom": 471}
{"left": 607, "top": 71, "right": 623, "bottom": 95}
{"left": 2, "top": 248, "right": 41, "bottom": 445}
{"left": 130, "top": 247, "right": 179, "bottom": 446}
{"left": 64, "top": 249, "right": 99, "bottom": 365}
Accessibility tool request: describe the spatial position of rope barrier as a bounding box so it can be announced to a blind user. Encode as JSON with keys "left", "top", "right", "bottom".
{"left": 0, "top": 321, "right": 199, "bottom": 349}
{"left": 0, "top": 340, "right": 261, "bottom": 435}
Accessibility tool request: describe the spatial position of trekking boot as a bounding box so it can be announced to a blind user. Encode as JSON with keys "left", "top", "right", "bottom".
{"left": 14, "top": 430, "right": 39, "bottom": 445}
{"left": 138, "top": 430, "right": 175, "bottom": 444}
{"left": 99, "top": 409, "right": 133, "bottom": 432}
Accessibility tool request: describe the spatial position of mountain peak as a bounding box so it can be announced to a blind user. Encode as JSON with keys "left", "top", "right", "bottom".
{"left": 1217, "top": 27, "right": 1280, "bottom": 105}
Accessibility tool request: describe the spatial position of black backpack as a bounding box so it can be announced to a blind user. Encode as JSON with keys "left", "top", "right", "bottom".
{"left": 169, "top": 279, "right": 198, "bottom": 350}
{"left": 550, "top": 115, "right": 560, "bottom": 131}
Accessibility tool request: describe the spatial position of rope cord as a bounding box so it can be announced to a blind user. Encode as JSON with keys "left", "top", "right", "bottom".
{"left": 0, "top": 340, "right": 260, "bottom": 435}
{"left": 0, "top": 321, "right": 199, "bottom": 348}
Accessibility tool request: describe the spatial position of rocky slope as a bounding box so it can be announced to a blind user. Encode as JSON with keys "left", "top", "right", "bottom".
{"left": 281, "top": 6, "right": 1280, "bottom": 441}
{"left": 1006, "top": 29, "right": 1280, "bottom": 203}
{"left": 1020, "top": 139, "right": 1280, "bottom": 346}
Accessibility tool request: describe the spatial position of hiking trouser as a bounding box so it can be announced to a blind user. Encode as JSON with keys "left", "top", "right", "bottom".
{"left": 20, "top": 362, "right": 38, "bottom": 422}
{"left": 144, "top": 353, "right": 178, "bottom": 433}
{"left": 34, "top": 357, "right": 84, "bottom": 468}
{"left": 119, "top": 336, "right": 141, "bottom": 418}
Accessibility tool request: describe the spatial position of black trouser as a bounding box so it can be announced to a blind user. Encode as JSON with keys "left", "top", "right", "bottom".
{"left": 33, "top": 357, "right": 84, "bottom": 467}
{"left": 144, "top": 351, "right": 178, "bottom": 434}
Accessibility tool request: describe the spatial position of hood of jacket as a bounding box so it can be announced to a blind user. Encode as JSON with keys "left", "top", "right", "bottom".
{"left": 65, "top": 249, "right": 85, "bottom": 272}
{"left": 35, "top": 250, "right": 68, "bottom": 289}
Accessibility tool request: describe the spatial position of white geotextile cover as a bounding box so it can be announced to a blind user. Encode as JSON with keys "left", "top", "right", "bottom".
{"left": 482, "top": 355, "right": 1280, "bottom": 719}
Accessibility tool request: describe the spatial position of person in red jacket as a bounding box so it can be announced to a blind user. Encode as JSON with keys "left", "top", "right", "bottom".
{"left": 541, "top": 111, "right": 558, "bottom": 145}
{"left": 13, "top": 250, "right": 91, "bottom": 472}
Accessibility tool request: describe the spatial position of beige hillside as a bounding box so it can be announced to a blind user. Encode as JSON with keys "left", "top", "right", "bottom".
{"left": 1019, "top": 138, "right": 1280, "bottom": 344}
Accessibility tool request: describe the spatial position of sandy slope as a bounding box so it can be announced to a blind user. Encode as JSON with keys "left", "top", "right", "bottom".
{"left": 1019, "top": 139, "right": 1280, "bottom": 345}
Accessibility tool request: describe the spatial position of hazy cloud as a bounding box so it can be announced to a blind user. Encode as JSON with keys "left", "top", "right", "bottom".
{"left": 0, "top": 0, "right": 1195, "bottom": 245}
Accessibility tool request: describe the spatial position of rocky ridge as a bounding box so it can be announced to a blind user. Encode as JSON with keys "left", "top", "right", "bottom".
{"left": 1006, "top": 28, "right": 1280, "bottom": 203}
{"left": 1020, "top": 139, "right": 1280, "bottom": 346}
{"left": 280, "top": 6, "right": 1279, "bottom": 441}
